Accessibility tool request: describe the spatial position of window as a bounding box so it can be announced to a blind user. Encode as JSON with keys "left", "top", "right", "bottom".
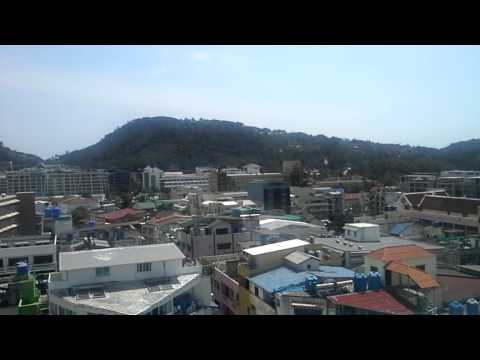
{"left": 347, "top": 230, "right": 351, "bottom": 236}
{"left": 307, "top": 264, "right": 311, "bottom": 269}
{"left": 254, "top": 286, "right": 259, "bottom": 297}
{"left": 0, "top": 259, "right": 2, "bottom": 268}
{"left": 217, "top": 243, "right": 231, "bottom": 251}
{"left": 370, "top": 266, "right": 378, "bottom": 272}
{"left": 8, "top": 257, "right": 28, "bottom": 267}
{"left": 204, "top": 228, "right": 212, "bottom": 235}
{"left": 34, "top": 255, "right": 53, "bottom": 265}
{"left": 58, "top": 306, "right": 65, "bottom": 315}
{"left": 216, "top": 228, "right": 229, "bottom": 235}
{"left": 137, "top": 262, "right": 152, "bottom": 272}
{"left": 416, "top": 265, "right": 426, "bottom": 271}
{"left": 96, "top": 267, "right": 110, "bottom": 277}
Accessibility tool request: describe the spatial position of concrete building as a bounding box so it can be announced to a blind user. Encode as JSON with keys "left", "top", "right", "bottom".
{"left": 290, "top": 187, "right": 344, "bottom": 221}
{"left": 400, "top": 173, "right": 438, "bottom": 193}
{"left": 3, "top": 165, "right": 109, "bottom": 196}
{"left": 241, "top": 163, "right": 261, "bottom": 174}
{"left": 0, "top": 192, "right": 39, "bottom": 238}
{"left": 0, "top": 234, "right": 57, "bottom": 277}
{"left": 176, "top": 215, "right": 258, "bottom": 259}
{"left": 0, "top": 194, "right": 21, "bottom": 238}
{"left": 142, "top": 166, "right": 210, "bottom": 193}
{"left": 141, "top": 212, "right": 191, "bottom": 244}
{"left": 215, "top": 170, "right": 284, "bottom": 192}
{"left": 253, "top": 218, "right": 328, "bottom": 245}
{"left": 108, "top": 170, "right": 130, "bottom": 194}
{"left": 311, "top": 222, "right": 444, "bottom": 269}
{"left": 364, "top": 245, "right": 442, "bottom": 308}
{"left": 48, "top": 243, "right": 212, "bottom": 315}
{"left": 247, "top": 180, "right": 291, "bottom": 214}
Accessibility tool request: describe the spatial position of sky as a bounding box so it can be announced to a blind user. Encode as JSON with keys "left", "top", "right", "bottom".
{"left": 1, "top": 45, "right": 479, "bottom": 159}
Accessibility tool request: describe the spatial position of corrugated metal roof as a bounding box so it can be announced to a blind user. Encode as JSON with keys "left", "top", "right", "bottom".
{"left": 247, "top": 267, "right": 316, "bottom": 293}
{"left": 59, "top": 243, "right": 185, "bottom": 271}
{"left": 389, "top": 223, "right": 412, "bottom": 236}
{"left": 367, "top": 245, "right": 434, "bottom": 263}
{"left": 386, "top": 261, "right": 440, "bottom": 289}
{"left": 328, "top": 290, "right": 414, "bottom": 315}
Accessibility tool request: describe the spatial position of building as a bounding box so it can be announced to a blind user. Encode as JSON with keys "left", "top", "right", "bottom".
{"left": 176, "top": 215, "right": 258, "bottom": 259}
{"left": 311, "top": 223, "right": 444, "bottom": 269}
{"left": 108, "top": 170, "right": 131, "bottom": 194}
{"left": 48, "top": 243, "right": 212, "bottom": 315}
{"left": 247, "top": 180, "right": 291, "bottom": 214}
{"left": 3, "top": 165, "right": 109, "bottom": 196}
{"left": 0, "top": 192, "right": 39, "bottom": 238}
{"left": 290, "top": 187, "right": 344, "bottom": 221}
{"left": 215, "top": 170, "right": 284, "bottom": 192}
{"left": 141, "top": 212, "right": 191, "bottom": 244}
{"left": 364, "top": 245, "right": 442, "bottom": 308}
{"left": 241, "top": 163, "right": 261, "bottom": 174}
{"left": 0, "top": 194, "right": 21, "bottom": 238}
{"left": 400, "top": 173, "right": 438, "bottom": 193}
{"left": 142, "top": 166, "right": 210, "bottom": 193}
{"left": 96, "top": 208, "right": 145, "bottom": 224}
{"left": 0, "top": 234, "right": 57, "bottom": 277}
{"left": 366, "top": 186, "right": 386, "bottom": 216}
{"left": 253, "top": 218, "right": 328, "bottom": 245}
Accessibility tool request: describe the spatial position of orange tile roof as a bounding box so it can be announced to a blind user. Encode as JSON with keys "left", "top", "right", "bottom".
{"left": 367, "top": 245, "right": 434, "bottom": 263}
{"left": 386, "top": 261, "right": 440, "bottom": 289}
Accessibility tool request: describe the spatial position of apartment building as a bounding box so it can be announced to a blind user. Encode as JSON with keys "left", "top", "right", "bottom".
{"left": 48, "top": 243, "right": 212, "bottom": 315}
{"left": 0, "top": 194, "right": 20, "bottom": 238}
{"left": 247, "top": 180, "right": 291, "bottom": 214}
{"left": 290, "top": 186, "right": 344, "bottom": 221}
{"left": 214, "top": 169, "right": 284, "bottom": 192}
{"left": 4, "top": 166, "right": 109, "bottom": 196}
{"left": 142, "top": 166, "right": 210, "bottom": 193}
{"left": 400, "top": 173, "right": 438, "bottom": 193}
{"left": 0, "top": 234, "right": 57, "bottom": 277}
{"left": 177, "top": 215, "right": 258, "bottom": 259}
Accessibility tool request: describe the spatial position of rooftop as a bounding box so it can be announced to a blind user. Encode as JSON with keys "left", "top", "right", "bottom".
{"left": 313, "top": 236, "right": 443, "bottom": 254}
{"left": 243, "top": 239, "right": 309, "bottom": 256}
{"left": 368, "top": 245, "right": 434, "bottom": 263}
{"left": 97, "top": 208, "right": 143, "bottom": 221}
{"left": 328, "top": 289, "right": 414, "bottom": 315}
{"left": 345, "top": 223, "right": 379, "bottom": 229}
{"left": 419, "top": 195, "right": 480, "bottom": 215}
{"left": 51, "top": 273, "right": 200, "bottom": 315}
{"left": 284, "top": 251, "right": 313, "bottom": 265}
{"left": 59, "top": 243, "right": 185, "bottom": 271}
{"left": 386, "top": 261, "right": 439, "bottom": 289}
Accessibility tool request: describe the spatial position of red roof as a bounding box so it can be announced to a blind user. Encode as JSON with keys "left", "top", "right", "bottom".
{"left": 367, "top": 245, "right": 434, "bottom": 263}
{"left": 344, "top": 193, "right": 362, "bottom": 200}
{"left": 386, "top": 261, "right": 440, "bottom": 289}
{"left": 97, "top": 208, "right": 143, "bottom": 221}
{"left": 328, "top": 290, "right": 414, "bottom": 315}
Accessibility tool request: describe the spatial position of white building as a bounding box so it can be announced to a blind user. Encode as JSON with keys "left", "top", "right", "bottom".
{"left": 343, "top": 223, "right": 380, "bottom": 242}
{"left": 48, "top": 243, "right": 212, "bottom": 315}
{"left": 142, "top": 166, "right": 210, "bottom": 193}
{"left": 0, "top": 234, "right": 57, "bottom": 276}
{"left": 241, "top": 163, "right": 261, "bottom": 174}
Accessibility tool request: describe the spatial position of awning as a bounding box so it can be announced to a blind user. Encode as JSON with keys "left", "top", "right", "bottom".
{"left": 386, "top": 261, "right": 440, "bottom": 289}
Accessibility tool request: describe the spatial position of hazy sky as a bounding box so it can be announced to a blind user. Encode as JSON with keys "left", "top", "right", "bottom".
{"left": 1, "top": 45, "right": 479, "bottom": 159}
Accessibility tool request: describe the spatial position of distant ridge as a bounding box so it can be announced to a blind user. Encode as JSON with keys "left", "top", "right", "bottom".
{"left": 44, "top": 116, "right": 480, "bottom": 184}
{"left": 0, "top": 142, "right": 43, "bottom": 170}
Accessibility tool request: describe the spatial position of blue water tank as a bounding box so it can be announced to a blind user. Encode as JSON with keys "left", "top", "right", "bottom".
{"left": 367, "top": 272, "right": 382, "bottom": 291}
{"left": 353, "top": 273, "right": 367, "bottom": 292}
{"left": 88, "top": 219, "right": 96, "bottom": 227}
{"left": 448, "top": 301, "right": 465, "bottom": 315}
{"left": 466, "top": 299, "right": 479, "bottom": 315}
{"left": 52, "top": 207, "right": 61, "bottom": 218}
{"left": 44, "top": 207, "right": 53, "bottom": 218}
{"left": 16, "top": 261, "right": 29, "bottom": 276}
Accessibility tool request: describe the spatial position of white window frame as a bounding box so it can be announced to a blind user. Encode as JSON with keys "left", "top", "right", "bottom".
{"left": 137, "top": 262, "right": 152, "bottom": 273}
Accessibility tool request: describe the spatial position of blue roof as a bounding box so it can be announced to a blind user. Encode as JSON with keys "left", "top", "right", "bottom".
{"left": 389, "top": 223, "right": 412, "bottom": 236}
{"left": 248, "top": 267, "right": 317, "bottom": 294}
{"left": 248, "top": 265, "right": 354, "bottom": 294}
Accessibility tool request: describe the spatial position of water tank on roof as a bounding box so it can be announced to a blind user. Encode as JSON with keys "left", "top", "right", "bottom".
{"left": 353, "top": 273, "right": 367, "bottom": 292}
{"left": 44, "top": 207, "right": 53, "bottom": 218}
{"left": 448, "top": 301, "right": 464, "bottom": 315}
{"left": 367, "top": 272, "right": 382, "bottom": 291}
{"left": 466, "top": 299, "right": 479, "bottom": 315}
{"left": 16, "top": 261, "right": 29, "bottom": 277}
{"left": 52, "top": 207, "right": 61, "bottom": 218}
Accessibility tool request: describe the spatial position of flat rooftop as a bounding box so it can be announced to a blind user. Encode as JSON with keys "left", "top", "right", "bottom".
{"left": 51, "top": 273, "right": 199, "bottom": 315}
{"left": 345, "top": 223, "right": 379, "bottom": 228}
{"left": 313, "top": 236, "right": 444, "bottom": 254}
{"left": 243, "top": 239, "right": 309, "bottom": 256}
{"left": 59, "top": 243, "right": 185, "bottom": 271}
